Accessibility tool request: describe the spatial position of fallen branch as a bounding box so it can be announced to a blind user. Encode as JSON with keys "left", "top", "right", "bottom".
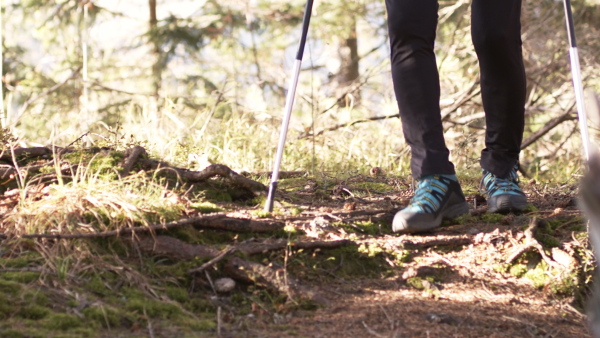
{"left": 22, "top": 215, "right": 284, "bottom": 239}
{"left": 138, "top": 159, "right": 266, "bottom": 196}
{"left": 240, "top": 171, "right": 308, "bottom": 179}
{"left": 520, "top": 109, "right": 577, "bottom": 150}
{"left": 299, "top": 114, "right": 400, "bottom": 139}
{"left": 0, "top": 147, "right": 53, "bottom": 162}
{"left": 188, "top": 246, "right": 237, "bottom": 274}
{"left": 119, "top": 146, "right": 147, "bottom": 178}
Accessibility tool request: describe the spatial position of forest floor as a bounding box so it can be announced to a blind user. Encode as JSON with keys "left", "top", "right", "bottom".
{"left": 0, "top": 146, "right": 593, "bottom": 337}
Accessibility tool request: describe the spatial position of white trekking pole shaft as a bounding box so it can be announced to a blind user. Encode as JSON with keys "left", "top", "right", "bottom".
{"left": 265, "top": 0, "right": 314, "bottom": 212}
{"left": 562, "top": 0, "right": 590, "bottom": 161}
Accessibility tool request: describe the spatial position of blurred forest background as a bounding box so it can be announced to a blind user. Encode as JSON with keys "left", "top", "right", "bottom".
{"left": 2, "top": 0, "right": 600, "bottom": 180}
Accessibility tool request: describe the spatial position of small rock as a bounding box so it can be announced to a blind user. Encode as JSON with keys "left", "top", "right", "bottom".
{"left": 343, "top": 202, "right": 356, "bottom": 211}
{"left": 551, "top": 247, "right": 578, "bottom": 268}
{"left": 369, "top": 167, "right": 385, "bottom": 177}
{"left": 421, "top": 279, "right": 440, "bottom": 292}
{"left": 402, "top": 267, "right": 418, "bottom": 280}
{"left": 214, "top": 278, "right": 236, "bottom": 293}
{"left": 467, "top": 228, "right": 480, "bottom": 235}
{"left": 425, "top": 313, "right": 457, "bottom": 325}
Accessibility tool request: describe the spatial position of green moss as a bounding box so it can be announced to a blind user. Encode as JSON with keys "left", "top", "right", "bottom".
{"left": 0, "top": 329, "right": 27, "bottom": 338}
{"left": 24, "top": 290, "right": 49, "bottom": 307}
{"left": 42, "top": 313, "right": 83, "bottom": 330}
{"left": 0, "top": 252, "right": 42, "bottom": 268}
{"left": 289, "top": 207, "right": 303, "bottom": 216}
{"left": 351, "top": 182, "right": 393, "bottom": 193}
{"left": 85, "top": 277, "right": 110, "bottom": 297}
{"left": 252, "top": 210, "right": 271, "bottom": 218}
{"left": 190, "top": 202, "right": 223, "bottom": 213}
{"left": 0, "top": 295, "right": 16, "bottom": 319}
{"left": 452, "top": 214, "right": 478, "bottom": 225}
{"left": 536, "top": 233, "right": 560, "bottom": 248}
{"left": 15, "top": 305, "right": 50, "bottom": 320}
{"left": 550, "top": 272, "right": 579, "bottom": 296}
{"left": 283, "top": 224, "right": 298, "bottom": 234}
{"left": 523, "top": 204, "right": 538, "bottom": 213}
{"left": 337, "top": 221, "right": 388, "bottom": 236}
{"left": 0, "top": 279, "right": 23, "bottom": 294}
{"left": 82, "top": 306, "right": 120, "bottom": 329}
{"left": 357, "top": 243, "right": 384, "bottom": 257}
{"left": 185, "top": 297, "right": 215, "bottom": 314}
{"left": 64, "top": 150, "right": 124, "bottom": 180}
{"left": 406, "top": 277, "right": 424, "bottom": 290}
{"left": 0, "top": 272, "right": 40, "bottom": 284}
{"left": 509, "top": 264, "right": 528, "bottom": 278}
{"left": 481, "top": 213, "right": 504, "bottom": 223}
{"left": 175, "top": 317, "right": 217, "bottom": 331}
{"left": 249, "top": 194, "right": 266, "bottom": 206}
{"left": 524, "top": 262, "right": 551, "bottom": 289}
{"left": 125, "top": 298, "right": 182, "bottom": 319}
{"left": 165, "top": 286, "right": 189, "bottom": 303}
{"left": 197, "top": 185, "right": 233, "bottom": 203}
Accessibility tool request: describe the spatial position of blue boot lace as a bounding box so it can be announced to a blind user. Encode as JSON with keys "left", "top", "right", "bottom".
{"left": 480, "top": 165, "right": 524, "bottom": 197}
{"left": 406, "top": 174, "right": 456, "bottom": 213}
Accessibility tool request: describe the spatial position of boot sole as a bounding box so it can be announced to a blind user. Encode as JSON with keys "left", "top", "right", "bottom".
{"left": 488, "top": 195, "right": 528, "bottom": 214}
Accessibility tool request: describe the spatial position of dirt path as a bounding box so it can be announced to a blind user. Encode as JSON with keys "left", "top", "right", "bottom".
{"left": 224, "top": 177, "right": 591, "bottom": 337}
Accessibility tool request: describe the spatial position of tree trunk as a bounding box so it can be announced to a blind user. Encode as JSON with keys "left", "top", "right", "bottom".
{"left": 149, "top": 0, "right": 161, "bottom": 96}
{"left": 337, "top": 18, "right": 360, "bottom": 107}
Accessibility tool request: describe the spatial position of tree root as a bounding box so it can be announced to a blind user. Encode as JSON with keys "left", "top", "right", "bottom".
{"left": 137, "top": 159, "right": 266, "bottom": 196}
{"left": 505, "top": 217, "right": 562, "bottom": 269}
{"left": 137, "top": 235, "right": 329, "bottom": 305}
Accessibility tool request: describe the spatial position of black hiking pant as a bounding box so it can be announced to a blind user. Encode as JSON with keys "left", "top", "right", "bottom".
{"left": 385, "top": 0, "right": 526, "bottom": 179}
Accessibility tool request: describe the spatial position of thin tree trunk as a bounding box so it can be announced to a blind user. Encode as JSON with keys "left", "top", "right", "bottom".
{"left": 149, "top": 0, "right": 161, "bottom": 96}
{"left": 337, "top": 18, "right": 360, "bottom": 107}
{"left": 0, "top": 0, "right": 5, "bottom": 127}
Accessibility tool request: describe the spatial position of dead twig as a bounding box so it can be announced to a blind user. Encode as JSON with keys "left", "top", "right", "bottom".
{"left": 188, "top": 246, "right": 238, "bottom": 274}
{"left": 119, "top": 146, "right": 147, "bottom": 178}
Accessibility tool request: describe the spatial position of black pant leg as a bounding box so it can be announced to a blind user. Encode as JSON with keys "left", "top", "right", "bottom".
{"left": 472, "top": 0, "right": 526, "bottom": 178}
{"left": 385, "top": 0, "right": 455, "bottom": 179}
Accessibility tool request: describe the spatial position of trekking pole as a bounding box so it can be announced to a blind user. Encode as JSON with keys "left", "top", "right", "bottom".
{"left": 264, "top": 0, "right": 314, "bottom": 212}
{"left": 562, "top": 0, "right": 591, "bottom": 161}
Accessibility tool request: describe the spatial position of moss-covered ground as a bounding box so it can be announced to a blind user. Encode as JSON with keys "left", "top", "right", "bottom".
{"left": 0, "top": 147, "right": 593, "bottom": 337}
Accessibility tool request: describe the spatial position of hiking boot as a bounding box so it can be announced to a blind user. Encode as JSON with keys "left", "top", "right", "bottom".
{"left": 393, "top": 174, "right": 470, "bottom": 233}
{"left": 480, "top": 165, "right": 528, "bottom": 213}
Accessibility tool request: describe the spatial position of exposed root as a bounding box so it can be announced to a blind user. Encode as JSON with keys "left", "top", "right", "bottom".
{"left": 119, "top": 145, "right": 147, "bottom": 178}
{"left": 505, "top": 217, "right": 562, "bottom": 269}
{"left": 138, "top": 159, "right": 266, "bottom": 196}
{"left": 138, "top": 235, "right": 328, "bottom": 305}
